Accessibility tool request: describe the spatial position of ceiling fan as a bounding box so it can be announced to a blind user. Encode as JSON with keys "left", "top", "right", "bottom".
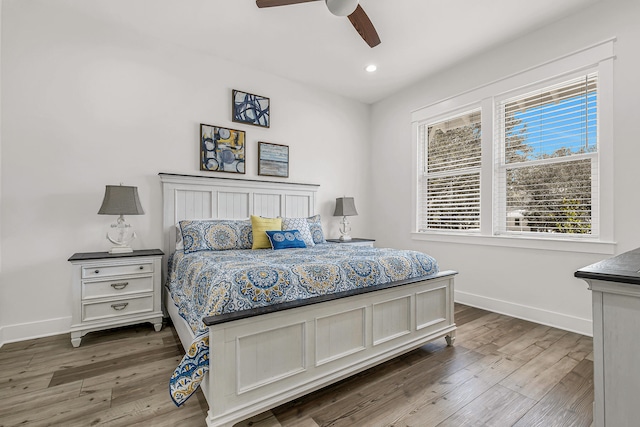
{"left": 256, "top": 0, "right": 381, "bottom": 48}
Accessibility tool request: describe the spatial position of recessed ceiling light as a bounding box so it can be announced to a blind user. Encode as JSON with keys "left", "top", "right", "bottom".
{"left": 365, "top": 64, "right": 377, "bottom": 73}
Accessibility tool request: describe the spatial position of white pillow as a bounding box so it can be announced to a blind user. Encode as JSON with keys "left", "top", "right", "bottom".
{"left": 281, "top": 217, "right": 315, "bottom": 247}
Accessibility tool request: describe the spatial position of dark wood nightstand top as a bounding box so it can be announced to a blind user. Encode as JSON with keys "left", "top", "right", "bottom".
{"left": 325, "top": 238, "right": 375, "bottom": 244}
{"left": 68, "top": 249, "right": 164, "bottom": 262}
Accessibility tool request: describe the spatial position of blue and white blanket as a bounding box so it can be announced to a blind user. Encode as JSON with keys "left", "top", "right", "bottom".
{"left": 167, "top": 244, "right": 439, "bottom": 405}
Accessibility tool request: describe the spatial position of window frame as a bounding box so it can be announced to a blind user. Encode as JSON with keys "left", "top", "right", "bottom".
{"left": 410, "top": 39, "right": 615, "bottom": 254}
{"left": 493, "top": 70, "right": 599, "bottom": 238}
{"left": 417, "top": 106, "right": 483, "bottom": 234}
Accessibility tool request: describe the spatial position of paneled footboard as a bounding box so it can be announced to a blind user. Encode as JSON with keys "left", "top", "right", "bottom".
{"left": 203, "top": 271, "right": 456, "bottom": 427}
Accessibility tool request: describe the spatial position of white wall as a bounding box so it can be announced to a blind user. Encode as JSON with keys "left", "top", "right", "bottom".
{"left": 371, "top": 0, "right": 640, "bottom": 335}
{"left": 0, "top": 0, "right": 371, "bottom": 345}
{"left": 0, "top": 0, "right": 3, "bottom": 344}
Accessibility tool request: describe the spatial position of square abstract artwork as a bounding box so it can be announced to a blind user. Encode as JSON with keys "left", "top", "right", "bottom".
{"left": 232, "top": 89, "right": 270, "bottom": 128}
{"left": 200, "top": 124, "right": 246, "bottom": 174}
{"left": 258, "top": 142, "right": 288, "bottom": 178}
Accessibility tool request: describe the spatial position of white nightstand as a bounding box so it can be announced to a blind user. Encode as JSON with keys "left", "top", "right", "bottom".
{"left": 68, "top": 249, "right": 164, "bottom": 347}
{"left": 325, "top": 238, "right": 375, "bottom": 247}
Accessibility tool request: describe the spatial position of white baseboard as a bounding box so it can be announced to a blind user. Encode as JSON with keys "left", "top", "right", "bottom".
{"left": 0, "top": 294, "right": 593, "bottom": 348}
{"left": 455, "top": 291, "right": 593, "bottom": 337}
{"left": 0, "top": 316, "right": 71, "bottom": 348}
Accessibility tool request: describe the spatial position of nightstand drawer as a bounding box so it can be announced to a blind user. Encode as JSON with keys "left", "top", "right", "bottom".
{"left": 82, "top": 262, "right": 153, "bottom": 279}
{"left": 82, "top": 276, "right": 154, "bottom": 300}
{"left": 82, "top": 295, "right": 153, "bottom": 322}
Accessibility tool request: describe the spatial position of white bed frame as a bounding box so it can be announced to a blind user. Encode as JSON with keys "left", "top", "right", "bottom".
{"left": 160, "top": 173, "right": 457, "bottom": 427}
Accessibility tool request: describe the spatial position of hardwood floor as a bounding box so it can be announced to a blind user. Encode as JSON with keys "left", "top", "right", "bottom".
{"left": 0, "top": 304, "right": 593, "bottom": 427}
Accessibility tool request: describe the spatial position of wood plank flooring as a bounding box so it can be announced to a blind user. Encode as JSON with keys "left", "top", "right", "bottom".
{"left": 0, "top": 304, "right": 593, "bottom": 426}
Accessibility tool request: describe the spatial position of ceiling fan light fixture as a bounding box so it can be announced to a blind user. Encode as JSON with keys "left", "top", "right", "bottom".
{"left": 325, "top": 0, "right": 359, "bottom": 17}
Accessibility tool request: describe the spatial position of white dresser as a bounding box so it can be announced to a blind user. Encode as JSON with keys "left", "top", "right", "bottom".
{"left": 68, "top": 249, "right": 164, "bottom": 347}
{"left": 575, "top": 248, "right": 640, "bottom": 427}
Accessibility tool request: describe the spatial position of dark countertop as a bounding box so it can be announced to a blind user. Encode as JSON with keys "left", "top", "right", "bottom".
{"left": 574, "top": 247, "right": 640, "bottom": 286}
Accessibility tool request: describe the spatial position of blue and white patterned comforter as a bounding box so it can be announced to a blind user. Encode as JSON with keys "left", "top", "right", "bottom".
{"left": 167, "top": 244, "right": 439, "bottom": 405}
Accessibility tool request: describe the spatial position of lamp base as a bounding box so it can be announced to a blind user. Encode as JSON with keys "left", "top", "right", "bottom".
{"left": 338, "top": 216, "right": 352, "bottom": 242}
{"left": 109, "top": 246, "right": 134, "bottom": 254}
{"left": 105, "top": 215, "right": 136, "bottom": 254}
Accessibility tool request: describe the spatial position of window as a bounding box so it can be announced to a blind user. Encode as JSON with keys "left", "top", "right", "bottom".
{"left": 495, "top": 74, "right": 598, "bottom": 236}
{"left": 417, "top": 110, "right": 481, "bottom": 232}
{"left": 411, "top": 39, "right": 614, "bottom": 252}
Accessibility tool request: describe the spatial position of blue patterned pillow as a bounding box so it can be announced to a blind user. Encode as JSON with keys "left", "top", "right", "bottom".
{"left": 307, "top": 215, "right": 326, "bottom": 244}
{"left": 281, "top": 217, "right": 315, "bottom": 247}
{"left": 179, "top": 219, "right": 253, "bottom": 253}
{"left": 266, "top": 230, "right": 307, "bottom": 250}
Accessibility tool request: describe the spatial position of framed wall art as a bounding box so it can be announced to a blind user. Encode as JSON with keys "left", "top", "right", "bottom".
{"left": 232, "top": 89, "right": 270, "bottom": 128}
{"left": 258, "top": 142, "right": 289, "bottom": 178}
{"left": 200, "top": 124, "right": 246, "bottom": 174}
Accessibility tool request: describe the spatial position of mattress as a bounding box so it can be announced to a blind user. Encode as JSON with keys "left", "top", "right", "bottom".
{"left": 168, "top": 243, "right": 439, "bottom": 405}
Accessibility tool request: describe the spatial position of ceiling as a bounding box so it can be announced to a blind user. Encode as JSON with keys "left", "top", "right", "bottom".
{"left": 68, "top": 0, "right": 600, "bottom": 104}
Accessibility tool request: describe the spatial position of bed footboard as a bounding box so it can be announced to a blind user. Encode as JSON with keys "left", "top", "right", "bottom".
{"left": 204, "top": 271, "right": 456, "bottom": 427}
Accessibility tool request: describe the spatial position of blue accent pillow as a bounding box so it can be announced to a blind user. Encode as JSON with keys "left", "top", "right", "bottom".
{"left": 266, "top": 230, "right": 307, "bottom": 250}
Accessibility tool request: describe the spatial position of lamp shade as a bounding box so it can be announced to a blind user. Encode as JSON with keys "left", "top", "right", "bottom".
{"left": 98, "top": 185, "right": 145, "bottom": 215}
{"left": 333, "top": 197, "right": 358, "bottom": 217}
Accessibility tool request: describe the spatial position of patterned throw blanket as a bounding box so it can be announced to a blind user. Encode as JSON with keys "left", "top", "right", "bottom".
{"left": 167, "top": 244, "right": 439, "bottom": 405}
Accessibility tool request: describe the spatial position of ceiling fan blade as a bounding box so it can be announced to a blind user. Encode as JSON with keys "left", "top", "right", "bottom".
{"left": 348, "top": 4, "right": 381, "bottom": 48}
{"left": 256, "top": 0, "right": 320, "bottom": 8}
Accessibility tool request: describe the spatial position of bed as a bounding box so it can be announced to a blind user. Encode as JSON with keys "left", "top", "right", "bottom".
{"left": 160, "top": 173, "right": 457, "bottom": 427}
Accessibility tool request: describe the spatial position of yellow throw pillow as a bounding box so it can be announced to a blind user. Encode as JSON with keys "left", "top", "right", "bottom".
{"left": 250, "top": 215, "right": 282, "bottom": 249}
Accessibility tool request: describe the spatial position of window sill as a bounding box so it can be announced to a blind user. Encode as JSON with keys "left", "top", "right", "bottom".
{"left": 411, "top": 232, "right": 616, "bottom": 255}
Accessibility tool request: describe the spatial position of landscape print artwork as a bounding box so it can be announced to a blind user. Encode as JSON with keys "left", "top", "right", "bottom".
{"left": 232, "top": 89, "right": 270, "bottom": 128}
{"left": 200, "top": 124, "right": 246, "bottom": 174}
{"left": 258, "top": 142, "right": 289, "bottom": 178}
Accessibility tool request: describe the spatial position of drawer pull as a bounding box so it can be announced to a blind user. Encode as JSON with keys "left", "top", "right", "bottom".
{"left": 139, "top": 266, "right": 144, "bottom": 270}
{"left": 95, "top": 270, "right": 100, "bottom": 274}
{"left": 111, "top": 303, "right": 129, "bottom": 311}
{"left": 110, "top": 282, "right": 129, "bottom": 290}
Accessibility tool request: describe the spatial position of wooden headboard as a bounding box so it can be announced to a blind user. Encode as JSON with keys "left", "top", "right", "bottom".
{"left": 159, "top": 173, "right": 319, "bottom": 257}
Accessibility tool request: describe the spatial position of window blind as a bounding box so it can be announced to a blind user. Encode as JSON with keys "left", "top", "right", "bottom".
{"left": 418, "top": 109, "right": 481, "bottom": 231}
{"left": 495, "top": 73, "right": 597, "bottom": 235}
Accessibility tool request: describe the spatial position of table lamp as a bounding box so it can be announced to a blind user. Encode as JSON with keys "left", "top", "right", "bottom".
{"left": 98, "top": 184, "right": 145, "bottom": 253}
{"left": 333, "top": 197, "right": 358, "bottom": 241}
